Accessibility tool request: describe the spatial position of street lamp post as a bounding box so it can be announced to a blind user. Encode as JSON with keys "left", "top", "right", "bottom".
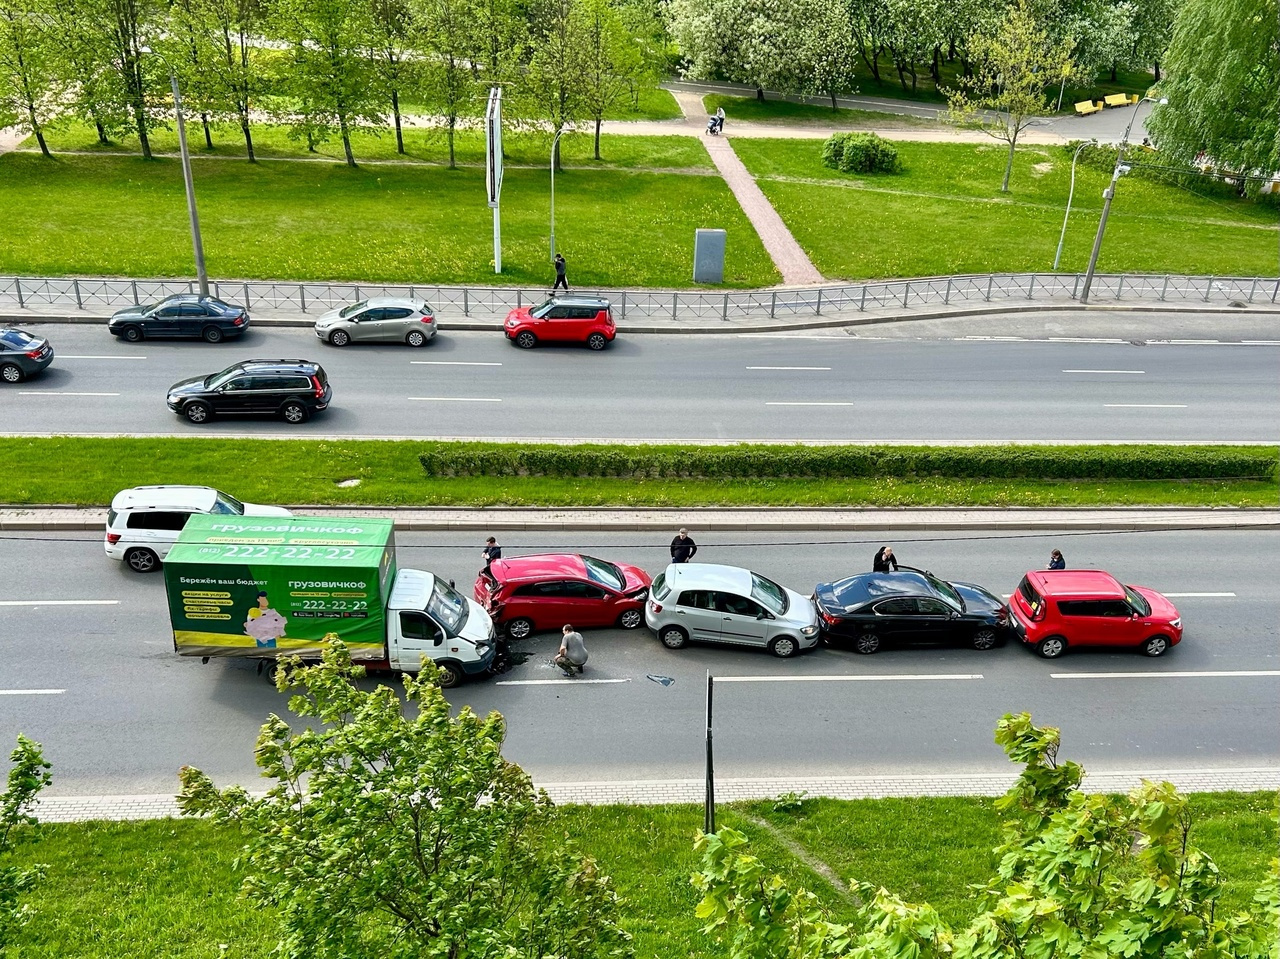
{"left": 1054, "top": 139, "right": 1096, "bottom": 271}
{"left": 549, "top": 128, "right": 565, "bottom": 263}
{"left": 1079, "top": 96, "right": 1166, "bottom": 304}
{"left": 142, "top": 46, "right": 209, "bottom": 297}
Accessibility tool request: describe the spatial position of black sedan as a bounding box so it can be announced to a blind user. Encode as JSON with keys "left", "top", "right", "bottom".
{"left": 814, "top": 567, "right": 1010, "bottom": 653}
{"left": 108, "top": 294, "right": 250, "bottom": 343}
{"left": 0, "top": 327, "right": 54, "bottom": 383}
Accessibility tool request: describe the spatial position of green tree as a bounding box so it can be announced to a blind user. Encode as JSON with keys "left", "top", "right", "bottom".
{"left": 576, "top": 0, "right": 645, "bottom": 159}
{"left": 0, "top": 0, "right": 62, "bottom": 157}
{"left": 667, "top": 0, "right": 809, "bottom": 101}
{"left": 0, "top": 735, "right": 52, "bottom": 948}
{"left": 795, "top": 0, "right": 860, "bottom": 108}
{"left": 105, "top": 0, "right": 157, "bottom": 156}
{"left": 521, "top": 0, "right": 587, "bottom": 171}
{"left": 693, "top": 712, "right": 1280, "bottom": 959}
{"left": 946, "top": 0, "right": 1072, "bottom": 192}
{"left": 1145, "top": 0, "right": 1279, "bottom": 186}
{"left": 367, "top": 0, "right": 414, "bottom": 154}
{"left": 44, "top": 0, "right": 125, "bottom": 144}
{"left": 412, "top": 0, "right": 473, "bottom": 168}
{"left": 178, "top": 643, "right": 632, "bottom": 959}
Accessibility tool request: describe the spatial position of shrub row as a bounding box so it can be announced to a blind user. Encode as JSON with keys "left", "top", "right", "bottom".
{"left": 418, "top": 444, "right": 1278, "bottom": 481}
{"left": 822, "top": 132, "right": 901, "bottom": 174}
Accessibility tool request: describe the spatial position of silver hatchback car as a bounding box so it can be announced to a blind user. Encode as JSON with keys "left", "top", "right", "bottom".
{"left": 314, "top": 297, "right": 436, "bottom": 347}
{"left": 645, "top": 563, "right": 820, "bottom": 658}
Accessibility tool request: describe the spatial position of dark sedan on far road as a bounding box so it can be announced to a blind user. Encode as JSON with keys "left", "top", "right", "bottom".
{"left": 814, "top": 567, "right": 1010, "bottom": 653}
{"left": 109, "top": 294, "right": 250, "bottom": 343}
{"left": 0, "top": 328, "right": 54, "bottom": 383}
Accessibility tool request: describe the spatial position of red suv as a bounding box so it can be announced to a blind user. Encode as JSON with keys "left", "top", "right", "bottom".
{"left": 1009, "top": 569, "right": 1182, "bottom": 659}
{"left": 504, "top": 296, "right": 616, "bottom": 350}
{"left": 475, "top": 553, "right": 651, "bottom": 639}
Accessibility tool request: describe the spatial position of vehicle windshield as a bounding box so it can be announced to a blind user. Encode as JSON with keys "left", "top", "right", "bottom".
{"left": 0, "top": 329, "right": 36, "bottom": 350}
{"left": 211, "top": 491, "right": 245, "bottom": 515}
{"left": 582, "top": 556, "right": 624, "bottom": 591}
{"left": 204, "top": 365, "right": 240, "bottom": 389}
{"left": 924, "top": 571, "right": 964, "bottom": 611}
{"left": 750, "top": 573, "right": 788, "bottom": 615}
{"left": 531, "top": 299, "right": 556, "bottom": 318}
{"left": 339, "top": 300, "right": 368, "bottom": 318}
{"left": 1123, "top": 584, "right": 1151, "bottom": 616}
{"left": 426, "top": 578, "right": 469, "bottom": 635}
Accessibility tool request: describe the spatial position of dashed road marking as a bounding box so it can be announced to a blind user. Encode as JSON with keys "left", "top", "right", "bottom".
{"left": 410, "top": 361, "right": 503, "bottom": 366}
{"left": 1104, "top": 403, "right": 1187, "bottom": 408}
{"left": 716, "top": 673, "right": 984, "bottom": 683}
{"left": 58, "top": 355, "right": 148, "bottom": 360}
{"left": 765, "top": 401, "right": 853, "bottom": 406}
{"left": 0, "top": 689, "right": 66, "bottom": 696}
{"left": 1052, "top": 670, "right": 1280, "bottom": 680}
{"left": 1063, "top": 369, "right": 1145, "bottom": 374}
{"left": 496, "top": 678, "right": 632, "bottom": 686}
{"left": 747, "top": 366, "right": 832, "bottom": 371}
{"left": 0, "top": 600, "right": 120, "bottom": 606}
{"left": 18, "top": 391, "right": 120, "bottom": 397}
{"left": 1162, "top": 592, "right": 1236, "bottom": 598}
{"left": 407, "top": 396, "right": 501, "bottom": 402}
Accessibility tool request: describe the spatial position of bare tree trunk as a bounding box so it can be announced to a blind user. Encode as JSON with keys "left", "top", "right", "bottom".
{"left": 19, "top": 70, "right": 51, "bottom": 157}
{"left": 392, "top": 89, "right": 404, "bottom": 154}
{"left": 1109, "top": 63, "right": 1117, "bottom": 82}
{"left": 1153, "top": 61, "right": 1160, "bottom": 81}
{"left": 830, "top": 89, "right": 837, "bottom": 110}
{"left": 447, "top": 117, "right": 455, "bottom": 169}
{"left": 1001, "top": 134, "right": 1017, "bottom": 192}
{"left": 202, "top": 114, "right": 213, "bottom": 149}
{"left": 339, "top": 114, "right": 355, "bottom": 167}
{"left": 593, "top": 117, "right": 602, "bottom": 159}
{"left": 239, "top": 104, "right": 255, "bottom": 162}
{"left": 755, "top": 85, "right": 765, "bottom": 102}
{"left": 93, "top": 116, "right": 109, "bottom": 145}
{"left": 931, "top": 46, "right": 941, "bottom": 84}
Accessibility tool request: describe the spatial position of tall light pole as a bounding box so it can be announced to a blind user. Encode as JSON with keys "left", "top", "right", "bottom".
{"left": 141, "top": 46, "right": 209, "bottom": 297}
{"left": 1054, "top": 139, "right": 1096, "bottom": 271}
{"left": 549, "top": 128, "right": 565, "bottom": 263}
{"left": 1079, "top": 96, "right": 1166, "bottom": 304}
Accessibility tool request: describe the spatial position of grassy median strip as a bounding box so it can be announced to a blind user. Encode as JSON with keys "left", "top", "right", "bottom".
{"left": 10, "top": 793, "right": 1276, "bottom": 958}
{"left": 1, "top": 438, "right": 1276, "bottom": 508}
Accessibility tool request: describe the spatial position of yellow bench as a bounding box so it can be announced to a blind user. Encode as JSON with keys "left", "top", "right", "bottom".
{"left": 1103, "top": 93, "right": 1139, "bottom": 108}
{"left": 1075, "top": 100, "right": 1104, "bottom": 115}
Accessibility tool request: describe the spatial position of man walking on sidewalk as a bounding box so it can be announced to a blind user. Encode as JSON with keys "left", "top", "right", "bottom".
{"left": 553, "top": 253, "right": 569, "bottom": 291}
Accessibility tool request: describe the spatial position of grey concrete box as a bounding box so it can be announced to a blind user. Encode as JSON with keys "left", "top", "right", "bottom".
{"left": 693, "top": 229, "right": 726, "bottom": 283}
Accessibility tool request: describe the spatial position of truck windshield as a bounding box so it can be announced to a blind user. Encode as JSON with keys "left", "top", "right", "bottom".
{"left": 427, "top": 579, "right": 469, "bottom": 635}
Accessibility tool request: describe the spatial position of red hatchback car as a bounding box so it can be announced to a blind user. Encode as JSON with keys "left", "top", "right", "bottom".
{"left": 1009, "top": 569, "right": 1183, "bottom": 659}
{"left": 475, "top": 553, "right": 652, "bottom": 639}
{"left": 504, "top": 296, "right": 616, "bottom": 350}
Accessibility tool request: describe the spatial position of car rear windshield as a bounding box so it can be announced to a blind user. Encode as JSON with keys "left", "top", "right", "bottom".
{"left": 427, "top": 579, "right": 469, "bottom": 635}
{"left": 211, "top": 491, "right": 245, "bottom": 515}
{"left": 651, "top": 572, "right": 669, "bottom": 601}
{"left": 750, "top": 573, "right": 788, "bottom": 615}
{"left": 203, "top": 298, "right": 234, "bottom": 314}
{"left": 1123, "top": 584, "right": 1152, "bottom": 617}
{"left": 0, "top": 329, "right": 36, "bottom": 350}
{"left": 582, "top": 556, "right": 624, "bottom": 591}
{"left": 339, "top": 300, "right": 368, "bottom": 318}
{"left": 1017, "top": 576, "right": 1045, "bottom": 616}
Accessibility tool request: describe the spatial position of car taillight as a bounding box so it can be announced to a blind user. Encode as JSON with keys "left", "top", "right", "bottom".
{"left": 421, "top": 315, "right": 433, "bottom": 323}
{"left": 106, "top": 533, "right": 121, "bottom": 544}
{"left": 995, "top": 605, "right": 1009, "bottom": 625}
{"left": 311, "top": 376, "right": 324, "bottom": 397}
{"left": 649, "top": 600, "right": 662, "bottom": 613}
{"left": 233, "top": 316, "right": 245, "bottom": 326}
{"left": 25, "top": 349, "right": 42, "bottom": 359}
{"left": 820, "top": 610, "right": 840, "bottom": 627}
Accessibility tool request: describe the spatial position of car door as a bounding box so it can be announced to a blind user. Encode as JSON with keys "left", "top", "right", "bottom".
{"left": 564, "top": 307, "right": 594, "bottom": 341}
{"left": 508, "top": 581, "right": 568, "bottom": 630}
{"left": 556, "top": 580, "right": 612, "bottom": 627}
{"left": 713, "top": 591, "right": 771, "bottom": 648}
{"left": 541, "top": 305, "right": 572, "bottom": 341}
{"left": 674, "top": 589, "right": 721, "bottom": 643}
{"left": 1095, "top": 599, "right": 1147, "bottom": 647}
{"left": 126, "top": 509, "right": 192, "bottom": 559}
{"left": 868, "top": 597, "right": 918, "bottom": 647}
{"left": 1055, "top": 600, "right": 1107, "bottom": 647}
{"left": 910, "top": 597, "right": 955, "bottom": 644}
{"left": 176, "top": 302, "right": 208, "bottom": 337}
{"left": 214, "top": 374, "right": 256, "bottom": 414}
{"left": 348, "top": 307, "right": 381, "bottom": 342}
{"left": 375, "top": 306, "right": 416, "bottom": 342}
{"left": 147, "top": 303, "right": 183, "bottom": 336}
{"left": 394, "top": 610, "right": 446, "bottom": 670}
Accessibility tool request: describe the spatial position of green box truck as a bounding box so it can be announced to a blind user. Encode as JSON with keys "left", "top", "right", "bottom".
{"left": 163, "top": 515, "right": 497, "bottom": 687}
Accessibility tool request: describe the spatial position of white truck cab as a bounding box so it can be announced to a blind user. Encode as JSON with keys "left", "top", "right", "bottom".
{"left": 385, "top": 569, "right": 497, "bottom": 686}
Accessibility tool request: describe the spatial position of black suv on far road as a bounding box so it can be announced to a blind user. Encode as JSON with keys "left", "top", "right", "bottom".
{"left": 166, "top": 359, "right": 331, "bottom": 425}
{"left": 109, "top": 294, "right": 251, "bottom": 343}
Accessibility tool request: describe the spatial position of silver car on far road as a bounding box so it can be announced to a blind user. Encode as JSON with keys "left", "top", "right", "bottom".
{"left": 644, "top": 563, "right": 820, "bottom": 658}
{"left": 314, "top": 297, "right": 437, "bottom": 347}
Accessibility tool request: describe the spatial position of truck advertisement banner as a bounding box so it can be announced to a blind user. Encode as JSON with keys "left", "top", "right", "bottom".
{"left": 162, "top": 516, "right": 397, "bottom": 660}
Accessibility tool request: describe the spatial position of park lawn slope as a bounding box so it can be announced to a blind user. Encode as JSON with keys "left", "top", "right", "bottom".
{"left": 8, "top": 793, "right": 1276, "bottom": 958}
{"left": 730, "top": 138, "right": 1280, "bottom": 280}
{"left": 0, "top": 150, "right": 775, "bottom": 288}
{"left": 0, "top": 438, "right": 1274, "bottom": 508}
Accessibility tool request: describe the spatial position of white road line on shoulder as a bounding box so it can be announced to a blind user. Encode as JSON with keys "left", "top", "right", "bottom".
{"left": 746, "top": 366, "right": 833, "bottom": 371}
{"left": 57, "top": 354, "right": 148, "bottom": 360}
{"left": 716, "top": 673, "right": 984, "bottom": 683}
{"left": 1162, "top": 592, "right": 1236, "bottom": 598}
{"left": 0, "top": 600, "right": 120, "bottom": 607}
{"left": 406, "top": 396, "right": 502, "bottom": 402}
{"left": 1103, "top": 403, "right": 1187, "bottom": 408}
{"left": 1063, "top": 369, "right": 1145, "bottom": 374}
{"left": 1052, "top": 670, "right": 1280, "bottom": 680}
{"left": 410, "top": 361, "right": 503, "bottom": 366}
{"left": 495, "top": 678, "right": 632, "bottom": 686}
{"left": 765, "top": 401, "right": 854, "bottom": 406}
{"left": 0, "top": 689, "right": 65, "bottom": 696}
{"left": 737, "top": 334, "right": 845, "bottom": 340}
{"left": 1047, "top": 337, "right": 1127, "bottom": 343}
{"left": 17, "top": 391, "right": 120, "bottom": 397}
{"left": 1240, "top": 340, "right": 1280, "bottom": 346}
{"left": 961, "top": 335, "right": 1025, "bottom": 341}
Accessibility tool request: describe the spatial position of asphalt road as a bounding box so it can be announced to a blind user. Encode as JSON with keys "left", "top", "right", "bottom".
{"left": 2, "top": 527, "right": 1275, "bottom": 796}
{"left": 5, "top": 319, "right": 1279, "bottom": 442}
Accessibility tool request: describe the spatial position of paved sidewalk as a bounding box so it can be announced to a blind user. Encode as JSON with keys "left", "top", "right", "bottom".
{"left": 4, "top": 506, "right": 1278, "bottom": 532}
{"left": 32, "top": 766, "right": 1280, "bottom": 822}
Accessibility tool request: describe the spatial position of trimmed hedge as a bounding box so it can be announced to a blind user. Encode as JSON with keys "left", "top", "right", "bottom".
{"left": 821, "top": 132, "right": 901, "bottom": 174}
{"left": 419, "top": 444, "right": 1278, "bottom": 481}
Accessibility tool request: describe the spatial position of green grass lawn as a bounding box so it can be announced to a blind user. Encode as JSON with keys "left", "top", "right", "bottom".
{"left": 0, "top": 148, "right": 777, "bottom": 287}
{"left": 702, "top": 93, "right": 932, "bottom": 127}
{"left": 1, "top": 438, "right": 1275, "bottom": 509}
{"left": 8, "top": 793, "right": 1275, "bottom": 958}
{"left": 730, "top": 138, "right": 1280, "bottom": 279}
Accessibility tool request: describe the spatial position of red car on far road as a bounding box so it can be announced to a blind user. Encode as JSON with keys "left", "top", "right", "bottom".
{"left": 503, "top": 296, "right": 616, "bottom": 350}
{"left": 476, "top": 553, "right": 652, "bottom": 639}
{"left": 1009, "top": 568, "right": 1182, "bottom": 659}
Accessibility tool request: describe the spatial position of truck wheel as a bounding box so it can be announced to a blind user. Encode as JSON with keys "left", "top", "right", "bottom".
{"left": 436, "top": 662, "right": 463, "bottom": 688}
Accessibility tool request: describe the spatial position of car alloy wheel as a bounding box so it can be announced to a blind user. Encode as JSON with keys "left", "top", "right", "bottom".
{"left": 406, "top": 330, "right": 427, "bottom": 348}
{"left": 769, "top": 636, "right": 798, "bottom": 658}
{"left": 281, "top": 401, "right": 309, "bottom": 424}
{"left": 0, "top": 363, "right": 22, "bottom": 384}
{"left": 121, "top": 325, "right": 143, "bottom": 343}
{"left": 125, "top": 547, "right": 159, "bottom": 573}
{"left": 854, "top": 632, "right": 881, "bottom": 654}
{"left": 202, "top": 326, "right": 223, "bottom": 343}
{"left": 586, "top": 333, "right": 607, "bottom": 351}
{"left": 515, "top": 331, "right": 537, "bottom": 349}
{"left": 659, "top": 626, "right": 688, "bottom": 649}
{"left": 329, "top": 330, "right": 350, "bottom": 347}
{"left": 618, "top": 609, "right": 643, "bottom": 629}
{"left": 1037, "top": 636, "right": 1067, "bottom": 659}
{"left": 435, "top": 663, "right": 463, "bottom": 688}
{"left": 184, "top": 401, "right": 211, "bottom": 424}
{"left": 506, "top": 618, "right": 534, "bottom": 640}
{"left": 1142, "top": 635, "right": 1169, "bottom": 657}
{"left": 972, "top": 628, "right": 999, "bottom": 650}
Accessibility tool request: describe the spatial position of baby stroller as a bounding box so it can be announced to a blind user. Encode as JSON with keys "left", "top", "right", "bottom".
{"left": 706, "top": 114, "right": 724, "bottom": 135}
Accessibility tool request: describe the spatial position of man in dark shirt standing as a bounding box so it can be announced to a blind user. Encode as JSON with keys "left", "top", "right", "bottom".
{"left": 872, "top": 545, "right": 898, "bottom": 572}
{"left": 481, "top": 536, "right": 502, "bottom": 575}
{"left": 670, "top": 528, "right": 697, "bottom": 564}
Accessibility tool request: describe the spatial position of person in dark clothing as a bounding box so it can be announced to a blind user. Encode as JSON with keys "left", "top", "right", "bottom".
{"left": 872, "top": 545, "right": 898, "bottom": 572}
{"left": 1047, "top": 549, "right": 1066, "bottom": 570}
{"left": 670, "top": 528, "right": 697, "bottom": 563}
{"left": 553, "top": 253, "right": 569, "bottom": 291}
{"left": 480, "top": 536, "right": 502, "bottom": 575}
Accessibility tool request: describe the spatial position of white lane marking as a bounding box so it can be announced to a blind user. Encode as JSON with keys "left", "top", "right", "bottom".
{"left": 1162, "top": 592, "right": 1236, "bottom": 598}
{"left": 58, "top": 355, "right": 148, "bottom": 360}
{"left": 1240, "top": 340, "right": 1280, "bottom": 346}
{"left": 746, "top": 366, "right": 832, "bottom": 371}
{"left": 410, "top": 361, "right": 503, "bottom": 366}
{"left": 407, "top": 396, "right": 502, "bottom": 402}
{"left": 765, "top": 401, "right": 854, "bottom": 406}
{"left": 0, "top": 600, "right": 120, "bottom": 607}
{"left": 1063, "top": 369, "right": 1145, "bottom": 374}
{"left": 18, "top": 391, "right": 120, "bottom": 397}
{"left": 495, "top": 678, "right": 631, "bottom": 686}
{"left": 1048, "top": 337, "right": 1127, "bottom": 343}
{"left": 1052, "top": 670, "right": 1280, "bottom": 680}
{"left": 961, "top": 335, "right": 1025, "bottom": 341}
{"left": 0, "top": 689, "right": 65, "bottom": 696}
{"left": 1103, "top": 403, "right": 1187, "bottom": 408}
{"left": 716, "top": 673, "right": 984, "bottom": 683}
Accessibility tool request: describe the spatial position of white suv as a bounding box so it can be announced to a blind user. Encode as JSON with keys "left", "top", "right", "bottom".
{"left": 105, "top": 485, "right": 291, "bottom": 573}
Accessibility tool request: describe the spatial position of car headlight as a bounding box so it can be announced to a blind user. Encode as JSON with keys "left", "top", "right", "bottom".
{"left": 506, "top": 318, "right": 518, "bottom": 327}
{"left": 1170, "top": 618, "right": 1181, "bottom": 629}
{"left": 801, "top": 625, "right": 818, "bottom": 637}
